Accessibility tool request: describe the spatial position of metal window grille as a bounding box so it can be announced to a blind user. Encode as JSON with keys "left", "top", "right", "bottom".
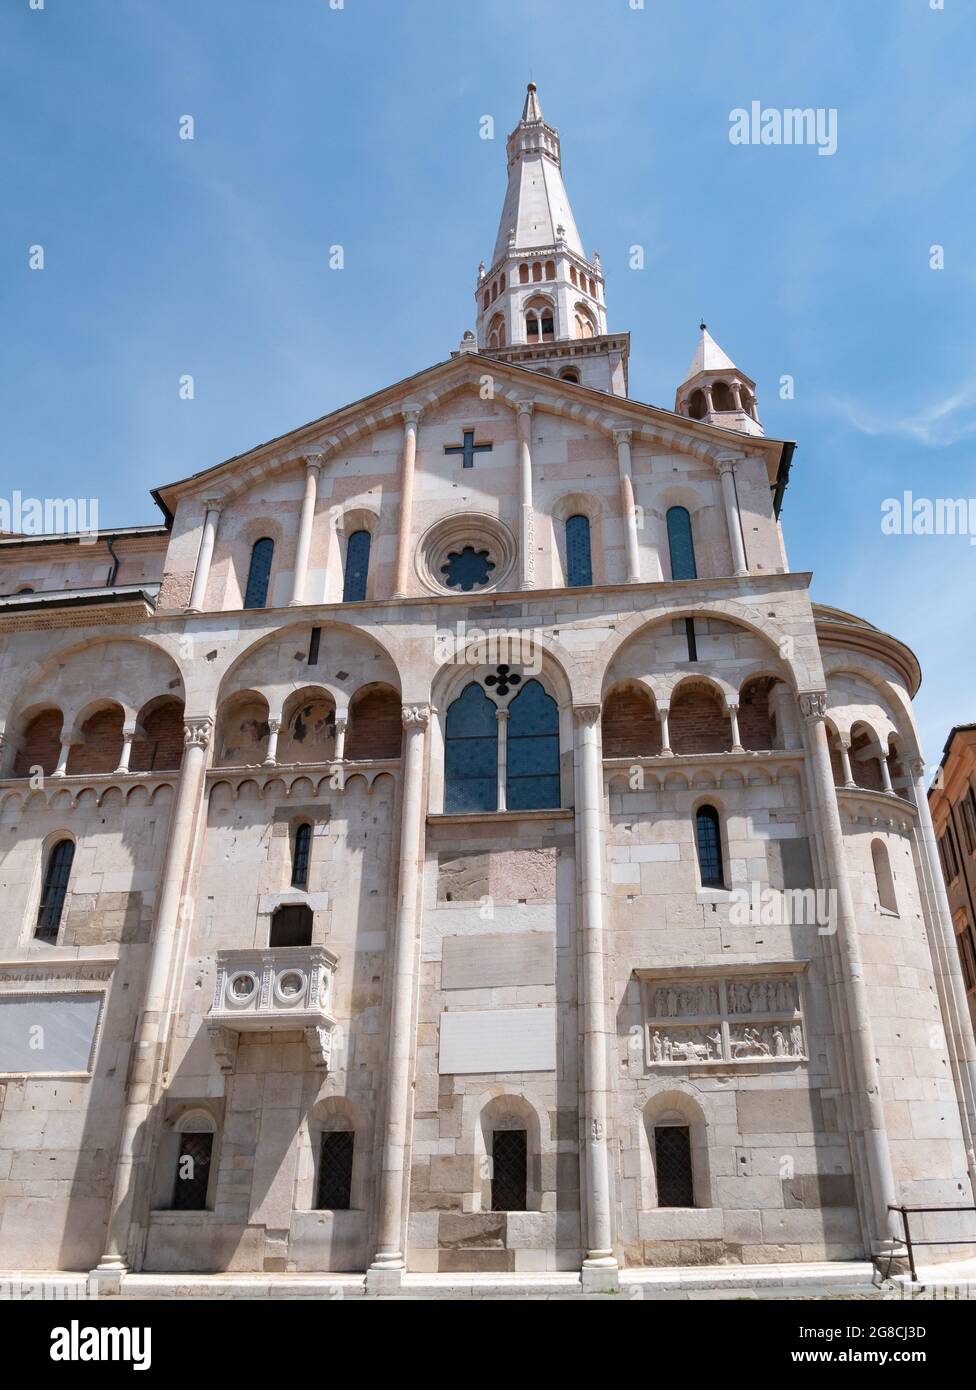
{"left": 291, "top": 822, "right": 312, "bottom": 887}
{"left": 243, "top": 537, "right": 274, "bottom": 609}
{"left": 35, "top": 839, "right": 74, "bottom": 942}
{"left": 505, "top": 679, "right": 560, "bottom": 812}
{"left": 343, "top": 530, "right": 371, "bottom": 603}
{"left": 565, "top": 514, "right": 593, "bottom": 587}
{"left": 173, "top": 1132, "right": 213, "bottom": 1211}
{"left": 655, "top": 1125, "right": 694, "bottom": 1207}
{"left": 666, "top": 506, "right": 697, "bottom": 580}
{"left": 444, "top": 682, "right": 498, "bottom": 813}
{"left": 491, "top": 1129, "right": 527, "bottom": 1212}
{"left": 695, "top": 806, "right": 724, "bottom": 888}
{"left": 317, "top": 1131, "right": 354, "bottom": 1210}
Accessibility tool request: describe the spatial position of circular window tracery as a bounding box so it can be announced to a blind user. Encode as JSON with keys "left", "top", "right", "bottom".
{"left": 416, "top": 514, "right": 517, "bottom": 596}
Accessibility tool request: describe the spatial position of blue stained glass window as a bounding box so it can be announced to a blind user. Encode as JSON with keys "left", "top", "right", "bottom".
{"left": 506, "top": 679, "right": 560, "bottom": 811}
{"left": 565, "top": 514, "right": 593, "bottom": 587}
{"left": 445, "top": 683, "right": 498, "bottom": 812}
{"left": 343, "top": 530, "right": 371, "bottom": 603}
{"left": 666, "top": 507, "right": 697, "bottom": 581}
{"left": 695, "top": 805, "right": 724, "bottom": 887}
{"left": 441, "top": 546, "right": 495, "bottom": 592}
{"left": 243, "top": 537, "right": 274, "bottom": 609}
{"left": 291, "top": 822, "right": 312, "bottom": 888}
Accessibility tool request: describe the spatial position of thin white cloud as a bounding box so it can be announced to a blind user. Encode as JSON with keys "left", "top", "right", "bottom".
{"left": 823, "top": 382, "right": 976, "bottom": 447}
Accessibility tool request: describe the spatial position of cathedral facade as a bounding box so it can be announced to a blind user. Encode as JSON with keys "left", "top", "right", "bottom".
{"left": 1, "top": 86, "right": 974, "bottom": 1289}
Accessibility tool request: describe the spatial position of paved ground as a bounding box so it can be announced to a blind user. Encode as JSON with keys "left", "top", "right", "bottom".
{"left": 4, "top": 1257, "right": 976, "bottom": 1300}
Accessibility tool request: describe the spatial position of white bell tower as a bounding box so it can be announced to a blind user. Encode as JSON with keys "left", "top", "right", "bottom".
{"left": 473, "top": 84, "right": 628, "bottom": 396}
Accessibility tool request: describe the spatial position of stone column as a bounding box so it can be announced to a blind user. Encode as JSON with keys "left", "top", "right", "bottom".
{"left": 368, "top": 704, "right": 430, "bottom": 1291}
{"left": 613, "top": 429, "right": 641, "bottom": 584}
{"left": 731, "top": 383, "right": 744, "bottom": 412}
{"left": 908, "top": 757, "right": 976, "bottom": 1196}
{"left": 262, "top": 717, "right": 281, "bottom": 768}
{"left": 333, "top": 712, "right": 348, "bottom": 763}
{"left": 838, "top": 738, "right": 856, "bottom": 789}
{"left": 517, "top": 400, "right": 535, "bottom": 589}
{"left": 574, "top": 704, "right": 618, "bottom": 1289}
{"left": 727, "top": 703, "right": 744, "bottom": 753}
{"left": 289, "top": 454, "right": 322, "bottom": 606}
{"left": 658, "top": 706, "right": 672, "bottom": 756}
{"left": 187, "top": 500, "right": 221, "bottom": 612}
{"left": 92, "top": 715, "right": 214, "bottom": 1286}
{"left": 393, "top": 407, "right": 422, "bottom": 599}
{"left": 496, "top": 708, "right": 509, "bottom": 812}
{"left": 52, "top": 736, "right": 72, "bottom": 778}
{"left": 799, "top": 693, "right": 900, "bottom": 1252}
{"left": 703, "top": 386, "right": 715, "bottom": 413}
{"left": 879, "top": 755, "right": 893, "bottom": 794}
{"left": 115, "top": 724, "right": 136, "bottom": 774}
{"left": 717, "top": 458, "right": 748, "bottom": 577}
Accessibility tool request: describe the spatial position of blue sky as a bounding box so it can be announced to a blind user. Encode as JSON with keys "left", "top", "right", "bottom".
{"left": 2, "top": 0, "right": 973, "bottom": 765}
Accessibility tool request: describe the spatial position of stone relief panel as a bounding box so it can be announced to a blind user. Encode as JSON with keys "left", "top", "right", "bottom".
{"left": 641, "top": 970, "right": 806, "bottom": 1068}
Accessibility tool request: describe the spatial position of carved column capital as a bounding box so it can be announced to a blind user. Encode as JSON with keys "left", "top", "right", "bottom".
{"left": 908, "top": 756, "right": 926, "bottom": 780}
{"left": 266, "top": 717, "right": 281, "bottom": 735}
{"left": 612, "top": 427, "right": 632, "bottom": 447}
{"left": 303, "top": 451, "right": 324, "bottom": 474}
{"left": 202, "top": 496, "right": 223, "bottom": 515}
{"left": 798, "top": 691, "right": 828, "bottom": 724}
{"left": 573, "top": 704, "right": 602, "bottom": 728}
{"left": 333, "top": 714, "right": 348, "bottom": 736}
{"left": 401, "top": 404, "right": 422, "bottom": 428}
{"left": 183, "top": 716, "right": 214, "bottom": 749}
{"left": 401, "top": 704, "right": 430, "bottom": 729}
{"left": 516, "top": 398, "right": 535, "bottom": 419}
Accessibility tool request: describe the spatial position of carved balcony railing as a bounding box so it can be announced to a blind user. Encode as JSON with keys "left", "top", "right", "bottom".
{"left": 207, "top": 945, "right": 339, "bottom": 1071}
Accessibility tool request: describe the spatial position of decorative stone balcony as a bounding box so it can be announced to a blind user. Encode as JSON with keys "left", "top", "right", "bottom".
{"left": 207, "top": 945, "right": 339, "bottom": 1071}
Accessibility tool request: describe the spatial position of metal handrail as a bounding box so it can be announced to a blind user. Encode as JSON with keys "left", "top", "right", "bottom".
{"left": 888, "top": 1203, "right": 976, "bottom": 1283}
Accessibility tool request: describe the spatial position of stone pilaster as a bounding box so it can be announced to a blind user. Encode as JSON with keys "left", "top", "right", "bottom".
{"left": 393, "top": 408, "right": 422, "bottom": 599}
{"left": 517, "top": 400, "right": 535, "bottom": 589}
{"left": 92, "top": 714, "right": 214, "bottom": 1286}
{"left": 187, "top": 500, "right": 222, "bottom": 613}
{"left": 613, "top": 429, "right": 642, "bottom": 583}
{"left": 368, "top": 703, "right": 430, "bottom": 1291}
{"left": 289, "top": 453, "right": 323, "bottom": 606}
{"left": 574, "top": 703, "right": 619, "bottom": 1289}
{"left": 798, "top": 692, "right": 901, "bottom": 1256}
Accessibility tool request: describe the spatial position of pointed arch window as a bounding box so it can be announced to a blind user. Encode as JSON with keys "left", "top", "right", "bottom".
{"left": 695, "top": 806, "right": 724, "bottom": 888}
{"left": 35, "top": 838, "right": 74, "bottom": 942}
{"left": 565, "top": 514, "right": 593, "bottom": 588}
{"left": 445, "top": 683, "right": 499, "bottom": 813}
{"left": 506, "top": 679, "right": 559, "bottom": 811}
{"left": 243, "top": 537, "right": 274, "bottom": 609}
{"left": 667, "top": 506, "right": 697, "bottom": 581}
{"left": 291, "top": 822, "right": 312, "bottom": 888}
{"left": 343, "top": 530, "right": 371, "bottom": 603}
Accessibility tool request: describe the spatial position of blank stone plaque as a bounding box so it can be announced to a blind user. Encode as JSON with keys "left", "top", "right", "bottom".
{"left": 438, "top": 1007, "right": 556, "bottom": 1074}
{"left": 441, "top": 931, "right": 555, "bottom": 990}
{"left": 0, "top": 994, "right": 103, "bottom": 1075}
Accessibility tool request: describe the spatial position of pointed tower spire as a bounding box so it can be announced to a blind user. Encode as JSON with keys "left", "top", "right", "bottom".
{"left": 675, "top": 323, "right": 763, "bottom": 437}
{"left": 473, "top": 85, "right": 627, "bottom": 396}
{"left": 521, "top": 80, "right": 543, "bottom": 123}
